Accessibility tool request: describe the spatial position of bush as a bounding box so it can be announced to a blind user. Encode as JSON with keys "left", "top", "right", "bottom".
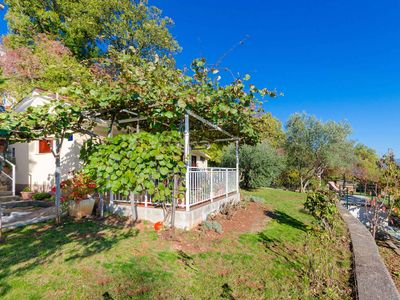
{"left": 32, "top": 192, "right": 52, "bottom": 201}
{"left": 219, "top": 202, "right": 239, "bottom": 220}
{"left": 221, "top": 141, "right": 284, "bottom": 189}
{"left": 304, "top": 191, "right": 337, "bottom": 229}
{"left": 201, "top": 220, "right": 223, "bottom": 234}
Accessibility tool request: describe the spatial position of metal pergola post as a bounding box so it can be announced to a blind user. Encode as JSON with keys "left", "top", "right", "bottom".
{"left": 235, "top": 140, "right": 240, "bottom": 199}
{"left": 184, "top": 113, "right": 190, "bottom": 211}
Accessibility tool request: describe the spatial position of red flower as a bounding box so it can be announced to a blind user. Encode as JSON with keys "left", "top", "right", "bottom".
{"left": 51, "top": 186, "right": 56, "bottom": 193}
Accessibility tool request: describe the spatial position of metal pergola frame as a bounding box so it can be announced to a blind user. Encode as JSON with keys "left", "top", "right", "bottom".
{"left": 107, "top": 108, "right": 241, "bottom": 211}
{"left": 182, "top": 110, "right": 240, "bottom": 211}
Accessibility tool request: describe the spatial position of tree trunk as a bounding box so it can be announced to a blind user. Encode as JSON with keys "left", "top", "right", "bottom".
{"left": 171, "top": 175, "right": 179, "bottom": 229}
{"left": 99, "top": 193, "right": 104, "bottom": 218}
{"left": 300, "top": 177, "right": 309, "bottom": 193}
{"left": 55, "top": 153, "right": 61, "bottom": 224}
{"left": 129, "top": 192, "right": 137, "bottom": 225}
{"left": 0, "top": 201, "right": 3, "bottom": 242}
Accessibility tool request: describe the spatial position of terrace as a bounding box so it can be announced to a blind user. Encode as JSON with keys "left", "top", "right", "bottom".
{"left": 109, "top": 111, "right": 240, "bottom": 229}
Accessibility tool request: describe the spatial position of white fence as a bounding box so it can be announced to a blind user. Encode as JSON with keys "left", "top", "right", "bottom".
{"left": 111, "top": 167, "right": 238, "bottom": 210}
{"left": 186, "top": 167, "right": 238, "bottom": 207}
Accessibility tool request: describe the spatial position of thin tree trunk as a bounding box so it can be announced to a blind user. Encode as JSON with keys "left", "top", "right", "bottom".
{"left": 129, "top": 192, "right": 137, "bottom": 225}
{"left": 0, "top": 201, "right": 3, "bottom": 241}
{"left": 99, "top": 193, "right": 104, "bottom": 218}
{"left": 171, "top": 175, "right": 178, "bottom": 229}
{"left": 55, "top": 152, "right": 61, "bottom": 224}
{"left": 300, "top": 177, "right": 304, "bottom": 193}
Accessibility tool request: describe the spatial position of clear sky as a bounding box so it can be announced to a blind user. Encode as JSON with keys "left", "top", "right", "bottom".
{"left": 1, "top": 1, "right": 399, "bottom": 156}
{"left": 152, "top": 0, "right": 400, "bottom": 156}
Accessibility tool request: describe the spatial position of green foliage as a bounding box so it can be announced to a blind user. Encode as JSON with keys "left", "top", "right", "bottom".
{"left": 84, "top": 131, "right": 185, "bottom": 202}
{"left": 204, "top": 143, "right": 224, "bottom": 166}
{"left": 32, "top": 192, "right": 52, "bottom": 201}
{"left": 0, "top": 35, "right": 91, "bottom": 101}
{"left": 221, "top": 142, "right": 284, "bottom": 189}
{"left": 252, "top": 112, "right": 286, "bottom": 148}
{"left": 380, "top": 150, "right": 400, "bottom": 199}
{"left": 21, "top": 186, "right": 31, "bottom": 192}
{"left": 353, "top": 143, "right": 380, "bottom": 186}
{"left": 304, "top": 191, "right": 338, "bottom": 229}
{"left": 201, "top": 220, "right": 223, "bottom": 234}
{"left": 5, "top": 0, "right": 180, "bottom": 59}
{"left": 285, "top": 113, "right": 355, "bottom": 192}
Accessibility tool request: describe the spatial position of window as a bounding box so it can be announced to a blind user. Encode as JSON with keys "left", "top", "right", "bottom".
{"left": 200, "top": 156, "right": 206, "bottom": 162}
{"left": 39, "top": 140, "right": 53, "bottom": 154}
{"left": 191, "top": 155, "right": 197, "bottom": 167}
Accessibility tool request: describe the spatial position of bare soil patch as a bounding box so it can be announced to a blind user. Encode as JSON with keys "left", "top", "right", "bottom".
{"left": 161, "top": 200, "right": 271, "bottom": 253}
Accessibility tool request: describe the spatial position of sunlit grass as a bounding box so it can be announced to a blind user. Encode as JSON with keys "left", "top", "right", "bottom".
{"left": 0, "top": 188, "right": 352, "bottom": 299}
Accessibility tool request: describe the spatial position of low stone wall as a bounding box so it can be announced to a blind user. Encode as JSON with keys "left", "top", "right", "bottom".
{"left": 112, "top": 193, "right": 240, "bottom": 230}
{"left": 338, "top": 204, "right": 400, "bottom": 300}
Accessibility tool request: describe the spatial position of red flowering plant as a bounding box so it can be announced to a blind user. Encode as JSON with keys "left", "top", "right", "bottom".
{"left": 59, "top": 173, "right": 97, "bottom": 204}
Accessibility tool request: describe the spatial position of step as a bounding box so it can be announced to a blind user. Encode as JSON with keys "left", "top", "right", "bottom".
{"left": 0, "top": 191, "right": 12, "bottom": 197}
{"left": 0, "top": 195, "right": 21, "bottom": 203}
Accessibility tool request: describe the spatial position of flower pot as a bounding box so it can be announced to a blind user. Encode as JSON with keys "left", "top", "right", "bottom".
{"left": 21, "top": 192, "right": 34, "bottom": 200}
{"left": 69, "top": 198, "right": 95, "bottom": 219}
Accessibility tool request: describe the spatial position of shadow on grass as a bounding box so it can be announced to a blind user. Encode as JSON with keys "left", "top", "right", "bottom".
{"left": 257, "top": 231, "right": 307, "bottom": 278}
{"left": 0, "top": 218, "right": 138, "bottom": 297}
{"left": 264, "top": 210, "right": 308, "bottom": 232}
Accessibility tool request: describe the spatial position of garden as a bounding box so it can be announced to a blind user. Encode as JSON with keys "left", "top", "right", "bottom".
{"left": 0, "top": 189, "right": 353, "bottom": 300}
{"left": 0, "top": 0, "right": 399, "bottom": 298}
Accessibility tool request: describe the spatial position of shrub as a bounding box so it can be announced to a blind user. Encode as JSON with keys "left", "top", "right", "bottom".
{"left": 304, "top": 191, "right": 337, "bottom": 229}
{"left": 59, "top": 173, "right": 97, "bottom": 204}
{"left": 219, "top": 202, "right": 239, "bottom": 220}
{"left": 221, "top": 141, "right": 284, "bottom": 189}
{"left": 22, "top": 186, "right": 32, "bottom": 192}
{"left": 32, "top": 192, "right": 52, "bottom": 201}
{"left": 201, "top": 220, "right": 223, "bottom": 234}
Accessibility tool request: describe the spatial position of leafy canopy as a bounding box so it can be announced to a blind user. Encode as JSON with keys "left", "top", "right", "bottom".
{"left": 284, "top": 113, "right": 354, "bottom": 192}
{"left": 5, "top": 0, "right": 179, "bottom": 59}
{"left": 353, "top": 143, "right": 380, "bottom": 184}
{"left": 84, "top": 131, "right": 185, "bottom": 201}
{"left": 252, "top": 112, "right": 285, "bottom": 148}
{"left": 221, "top": 141, "right": 284, "bottom": 189}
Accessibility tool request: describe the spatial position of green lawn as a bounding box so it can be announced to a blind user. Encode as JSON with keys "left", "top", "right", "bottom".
{"left": 0, "top": 188, "right": 353, "bottom": 299}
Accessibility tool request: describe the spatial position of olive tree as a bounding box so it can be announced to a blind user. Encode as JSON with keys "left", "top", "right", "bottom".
{"left": 221, "top": 142, "right": 284, "bottom": 189}
{"left": 284, "top": 113, "right": 354, "bottom": 192}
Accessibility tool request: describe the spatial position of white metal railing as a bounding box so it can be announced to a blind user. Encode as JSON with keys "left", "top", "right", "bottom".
{"left": 0, "top": 154, "right": 16, "bottom": 196}
{"left": 186, "top": 167, "right": 238, "bottom": 209}
{"left": 110, "top": 167, "right": 238, "bottom": 210}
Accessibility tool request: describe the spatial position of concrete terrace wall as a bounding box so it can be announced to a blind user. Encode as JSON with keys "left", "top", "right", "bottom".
{"left": 338, "top": 204, "right": 400, "bottom": 300}
{"left": 112, "top": 193, "right": 240, "bottom": 230}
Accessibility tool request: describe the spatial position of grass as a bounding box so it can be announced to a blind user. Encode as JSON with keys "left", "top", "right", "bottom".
{"left": 0, "top": 188, "right": 353, "bottom": 299}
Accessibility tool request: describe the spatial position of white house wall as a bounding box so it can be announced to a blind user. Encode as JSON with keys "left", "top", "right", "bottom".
{"left": 13, "top": 143, "right": 29, "bottom": 191}
{"left": 26, "top": 133, "right": 87, "bottom": 192}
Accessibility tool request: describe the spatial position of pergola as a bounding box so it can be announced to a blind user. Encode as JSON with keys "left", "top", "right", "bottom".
{"left": 104, "top": 108, "right": 241, "bottom": 211}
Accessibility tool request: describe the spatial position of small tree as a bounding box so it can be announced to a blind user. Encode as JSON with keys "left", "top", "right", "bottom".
{"left": 221, "top": 141, "right": 284, "bottom": 189}
{"left": 353, "top": 143, "right": 380, "bottom": 194}
{"left": 284, "top": 113, "right": 354, "bottom": 192}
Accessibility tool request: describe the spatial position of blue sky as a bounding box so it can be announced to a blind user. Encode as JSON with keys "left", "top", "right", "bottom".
{"left": 152, "top": 0, "right": 400, "bottom": 156}
{"left": 1, "top": 1, "right": 399, "bottom": 156}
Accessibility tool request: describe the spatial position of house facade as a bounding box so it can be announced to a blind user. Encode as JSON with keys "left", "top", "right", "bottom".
{"left": 8, "top": 90, "right": 87, "bottom": 192}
